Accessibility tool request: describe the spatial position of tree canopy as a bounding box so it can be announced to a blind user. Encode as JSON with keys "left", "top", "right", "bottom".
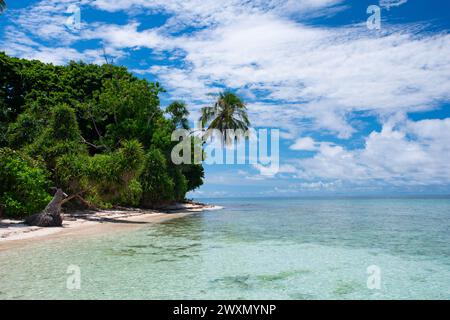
{"left": 0, "top": 52, "right": 204, "bottom": 218}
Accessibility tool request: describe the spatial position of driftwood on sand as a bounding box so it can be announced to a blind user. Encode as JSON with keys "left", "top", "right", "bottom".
{"left": 24, "top": 189, "right": 68, "bottom": 227}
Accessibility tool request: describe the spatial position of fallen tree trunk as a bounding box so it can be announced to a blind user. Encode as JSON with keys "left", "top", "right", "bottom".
{"left": 24, "top": 189, "right": 68, "bottom": 227}
{"left": 73, "top": 195, "right": 99, "bottom": 211}
{"left": 60, "top": 191, "right": 85, "bottom": 205}
{"left": 60, "top": 189, "right": 99, "bottom": 211}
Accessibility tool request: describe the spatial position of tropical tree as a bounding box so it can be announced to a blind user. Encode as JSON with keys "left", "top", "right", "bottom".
{"left": 0, "top": 52, "right": 206, "bottom": 218}
{"left": 166, "top": 101, "right": 190, "bottom": 130}
{"left": 199, "top": 91, "right": 250, "bottom": 144}
{"left": 0, "top": 1, "right": 6, "bottom": 15}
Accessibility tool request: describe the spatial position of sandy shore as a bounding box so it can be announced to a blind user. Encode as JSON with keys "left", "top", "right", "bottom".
{"left": 0, "top": 203, "right": 221, "bottom": 251}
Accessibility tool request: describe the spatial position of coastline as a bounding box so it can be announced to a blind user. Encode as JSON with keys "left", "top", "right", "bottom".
{"left": 0, "top": 202, "right": 221, "bottom": 251}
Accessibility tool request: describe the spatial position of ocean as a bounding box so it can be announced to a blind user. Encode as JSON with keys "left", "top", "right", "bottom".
{"left": 1, "top": 197, "right": 449, "bottom": 299}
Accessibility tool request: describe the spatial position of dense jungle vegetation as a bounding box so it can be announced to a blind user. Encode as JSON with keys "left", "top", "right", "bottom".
{"left": 0, "top": 52, "right": 205, "bottom": 218}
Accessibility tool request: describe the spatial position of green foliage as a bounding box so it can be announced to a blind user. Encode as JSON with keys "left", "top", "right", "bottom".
{"left": 182, "top": 164, "right": 205, "bottom": 192}
{"left": 1, "top": 53, "right": 26, "bottom": 146}
{"left": 55, "top": 140, "right": 145, "bottom": 208}
{"left": 166, "top": 101, "right": 190, "bottom": 130}
{"left": 119, "top": 179, "right": 143, "bottom": 207}
{"left": 7, "top": 111, "right": 46, "bottom": 148}
{"left": 181, "top": 136, "right": 205, "bottom": 192}
{"left": 171, "top": 167, "right": 188, "bottom": 201}
{"left": 0, "top": 52, "right": 205, "bottom": 212}
{"left": 0, "top": 148, "right": 52, "bottom": 218}
{"left": 55, "top": 153, "right": 90, "bottom": 194}
{"left": 115, "top": 139, "right": 145, "bottom": 181}
{"left": 150, "top": 117, "right": 177, "bottom": 155}
{"left": 140, "top": 148, "right": 175, "bottom": 206}
{"left": 200, "top": 91, "right": 250, "bottom": 145}
{"left": 25, "top": 104, "right": 87, "bottom": 170}
{"left": 49, "top": 104, "right": 81, "bottom": 140}
{"left": 95, "top": 78, "right": 164, "bottom": 148}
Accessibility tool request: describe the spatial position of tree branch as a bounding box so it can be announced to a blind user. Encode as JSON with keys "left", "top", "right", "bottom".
{"left": 61, "top": 191, "right": 85, "bottom": 205}
{"left": 80, "top": 135, "right": 107, "bottom": 150}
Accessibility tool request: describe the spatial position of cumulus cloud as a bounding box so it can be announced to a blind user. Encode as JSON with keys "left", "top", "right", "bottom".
{"left": 290, "top": 137, "right": 318, "bottom": 151}
{"left": 293, "top": 117, "right": 450, "bottom": 186}
{"left": 116, "top": 12, "right": 449, "bottom": 139}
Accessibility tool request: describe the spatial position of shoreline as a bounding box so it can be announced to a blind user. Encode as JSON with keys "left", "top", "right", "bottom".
{"left": 0, "top": 202, "right": 221, "bottom": 251}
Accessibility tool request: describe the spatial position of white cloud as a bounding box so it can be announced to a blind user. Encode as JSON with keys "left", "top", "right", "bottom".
{"left": 7, "top": 0, "right": 85, "bottom": 44}
{"left": 379, "top": 0, "right": 408, "bottom": 10}
{"left": 2, "top": 25, "right": 126, "bottom": 64}
{"left": 1, "top": 0, "right": 128, "bottom": 64}
{"left": 128, "top": 14, "right": 450, "bottom": 139}
{"left": 83, "top": 22, "right": 166, "bottom": 49}
{"left": 294, "top": 117, "right": 450, "bottom": 186}
{"left": 290, "top": 137, "right": 317, "bottom": 151}
{"left": 6, "top": 1, "right": 450, "bottom": 138}
{"left": 91, "top": 0, "right": 346, "bottom": 24}
{"left": 278, "top": 164, "right": 298, "bottom": 173}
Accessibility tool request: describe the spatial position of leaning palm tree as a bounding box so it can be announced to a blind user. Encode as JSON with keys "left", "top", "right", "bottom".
{"left": 0, "top": 1, "right": 6, "bottom": 15}
{"left": 199, "top": 91, "right": 250, "bottom": 145}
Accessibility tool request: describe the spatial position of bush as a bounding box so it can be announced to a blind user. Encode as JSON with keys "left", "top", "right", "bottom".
{"left": 0, "top": 148, "right": 52, "bottom": 218}
{"left": 118, "top": 179, "right": 143, "bottom": 207}
{"left": 171, "top": 167, "right": 188, "bottom": 201}
{"left": 49, "top": 103, "right": 81, "bottom": 141}
{"left": 182, "top": 164, "right": 204, "bottom": 192}
{"left": 7, "top": 111, "right": 46, "bottom": 148}
{"left": 140, "top": 148, "right": 175, "bottom": 206}
{"left": 55, "top": 140, "right": 145, "bottom": 208}
{"left": 55, "top": 153, "right": 90, "bottom": 194}
{"left": 25, "top": 104, "right": 87, "bottom": 170}
{"left": 114, "top": 139, "right": 145, "bottom": 183}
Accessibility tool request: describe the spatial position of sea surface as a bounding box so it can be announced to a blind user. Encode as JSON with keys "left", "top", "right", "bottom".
{"left": 1, "top": 197, "right": 449, "bottom": 299}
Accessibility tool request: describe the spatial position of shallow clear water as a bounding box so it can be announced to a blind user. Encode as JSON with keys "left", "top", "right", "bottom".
{"left": 1, "top": 198, "right": 449, "bottom": 299}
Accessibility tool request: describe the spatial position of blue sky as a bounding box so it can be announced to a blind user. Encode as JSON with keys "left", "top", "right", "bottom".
{"left": 1, "top": 0, "right": 450, "bottom": 197}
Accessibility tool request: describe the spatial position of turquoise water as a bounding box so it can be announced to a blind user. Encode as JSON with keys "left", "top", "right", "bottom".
{"left": 1, "top": 198, "right": 449, "bottom": 299}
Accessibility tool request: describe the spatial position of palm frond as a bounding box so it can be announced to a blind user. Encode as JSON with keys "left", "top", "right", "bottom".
{"left": 0, "top": 1, "right": 7, "bottom": 14}
{"left": 199, "top": 90, "right": 251, "bottom": 145}
{"left": 199, "top": 106, "right": 217, "bottom": 128}
{"left": 166, "top": 101, "right": 190, "bottom": 130}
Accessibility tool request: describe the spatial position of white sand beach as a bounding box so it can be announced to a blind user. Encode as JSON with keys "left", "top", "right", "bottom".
{"left": 0, "top": 203, "right": 219, "bottom": 251}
